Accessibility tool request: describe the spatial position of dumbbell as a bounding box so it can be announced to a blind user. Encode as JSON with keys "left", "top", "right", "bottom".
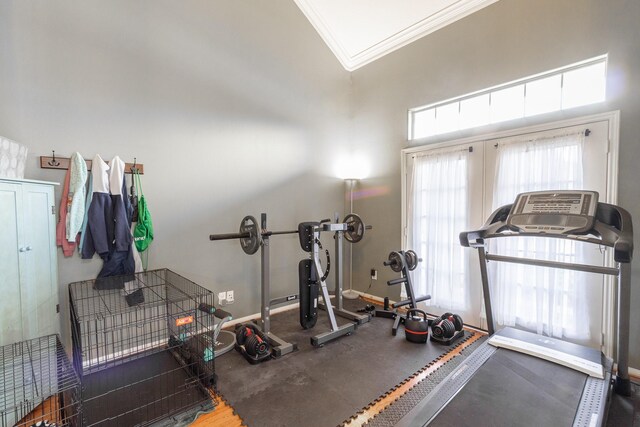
{"left": 235, "top": 324, "right": 270, "bottom": 357}
{"left": 235, "top": 324, "right": 256, "bottom": 345}
{"left": 244, "top": 334, "right": 269, "bottom": 357}
{"left": 430, "top": 312, "right": 464, "bottom": 340}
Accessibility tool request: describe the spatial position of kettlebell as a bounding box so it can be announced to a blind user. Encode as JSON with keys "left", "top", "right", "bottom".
{"left": 404, "top": 309, "right": 429, "bottom": 343}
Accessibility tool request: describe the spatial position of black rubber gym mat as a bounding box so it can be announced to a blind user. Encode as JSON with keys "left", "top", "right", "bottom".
{"left": 82, "top": 350, "right": 210, "bottom": 426}
{"left": 214, "top": 298, "right": 470, "bottom": 427}
{"left": 429, "top": 348, "right": 587, "bottom": 427}
{"left": 365, "top": 335, "right": 488, "bottom": 427}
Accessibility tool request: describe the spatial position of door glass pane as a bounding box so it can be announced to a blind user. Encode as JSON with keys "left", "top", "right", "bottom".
{"left": 410, "top": 150, "right": 469, "bottom": 312}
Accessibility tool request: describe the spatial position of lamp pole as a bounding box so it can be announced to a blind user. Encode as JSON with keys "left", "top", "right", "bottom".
{"left": 342, "top": 178, "right": 359, "bottom": 299}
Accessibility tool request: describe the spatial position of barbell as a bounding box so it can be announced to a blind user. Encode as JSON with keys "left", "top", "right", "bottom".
{"left": 209, "top": 213, "right": 371, "bottom": 255}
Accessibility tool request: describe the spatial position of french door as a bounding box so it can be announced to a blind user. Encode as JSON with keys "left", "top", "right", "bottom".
{"left": 403, "top": 114, "right": 616, "bottom": 349}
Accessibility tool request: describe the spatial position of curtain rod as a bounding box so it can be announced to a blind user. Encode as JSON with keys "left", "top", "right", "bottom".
{"left": 493, "top": 128, "right": 590, "bottom": 148}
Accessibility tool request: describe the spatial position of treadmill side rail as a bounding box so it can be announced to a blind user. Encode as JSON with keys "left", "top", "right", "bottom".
{"left": 573, "top": 358, "right": 613, "bottom": 427}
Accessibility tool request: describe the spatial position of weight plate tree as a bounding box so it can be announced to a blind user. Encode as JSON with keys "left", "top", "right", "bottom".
{"left": 376, "top": 250, "right": 430, "bottom": 335}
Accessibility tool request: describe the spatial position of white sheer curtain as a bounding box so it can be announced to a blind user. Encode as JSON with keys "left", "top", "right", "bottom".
{"left": 407, "top": 149, "right": 469, "bottom": 311}
{"left": 490, "top": 131, "right": 590, "bottom": 340}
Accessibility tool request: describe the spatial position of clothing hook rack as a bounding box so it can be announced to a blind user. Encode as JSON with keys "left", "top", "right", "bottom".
{"left": 39, "top": 154, "right": 144, "bottom": 174}
{"left": 48, "top": 150, "right": 60, "bottom": 167}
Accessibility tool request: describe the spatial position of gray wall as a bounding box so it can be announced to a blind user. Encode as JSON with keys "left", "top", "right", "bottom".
{"left": 2, "top": 0, "right": 639, "bottom": 368}
{"left": 0, "top": 1, "right": 352, "bottom": 342}
{"left": 350, "top": 0, "right": 640, "bottom": 368}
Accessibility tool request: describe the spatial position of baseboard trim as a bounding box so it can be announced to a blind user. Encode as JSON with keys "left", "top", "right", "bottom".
{"left": 222, "top": 302, "right": 300, "bottom": 328}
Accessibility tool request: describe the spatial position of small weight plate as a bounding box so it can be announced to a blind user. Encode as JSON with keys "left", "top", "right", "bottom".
{"left": 405, "top": 250, "right": 418, "bottom": 271}
{"left": 344, "top": 213, "right": 365, "bottom": 243}
{"left": 388, "top": 251, "right": 403, "bottom": 273}
{"left": 239, "top": 215, "right": 262, "bottom": 255}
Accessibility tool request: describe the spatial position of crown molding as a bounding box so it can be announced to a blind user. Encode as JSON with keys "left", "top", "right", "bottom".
{"left": 295, "top": 0, "right": 499, "bottom": 71}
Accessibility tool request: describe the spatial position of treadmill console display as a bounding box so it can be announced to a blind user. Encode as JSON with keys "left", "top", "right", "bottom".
{"left": 507, "top": 190, "right": 599, "bottom": 235}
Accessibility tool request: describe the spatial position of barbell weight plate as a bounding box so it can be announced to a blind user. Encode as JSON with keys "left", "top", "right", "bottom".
{"left": 344, "top": 213, "right": 365, "bottom": 243}
{"left": 405, "top": 250, "right": 418, "bottom": 271}
{"left": 404, "top": 250, "right": 415, "bottom": 271}
{"left": 239, "top": 215, "right": 262, "bottom": 255}
{"left": 388, "top": 251, "right": 403, "bottom": 273}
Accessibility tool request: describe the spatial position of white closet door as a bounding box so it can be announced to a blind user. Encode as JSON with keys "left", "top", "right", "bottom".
{"left": 20, "top": 184, "right": 59, "bottom": 340}
{"left": 0, "top": 183, "right": 25, "bottom": 345}
{"left": 0, "top": 180, "right": 59, "bottom": 346}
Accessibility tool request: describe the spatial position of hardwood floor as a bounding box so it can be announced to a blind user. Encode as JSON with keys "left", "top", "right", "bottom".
{"left": 191, "top": 391, "right": 245, "bottom": 427}
{"left": 17, "top": 395, "right": 61, "bottom": 427}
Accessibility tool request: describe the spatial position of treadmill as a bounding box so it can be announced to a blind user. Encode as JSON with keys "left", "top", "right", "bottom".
{"left": 396, "top": 190, "right": 633, "bottom": 427}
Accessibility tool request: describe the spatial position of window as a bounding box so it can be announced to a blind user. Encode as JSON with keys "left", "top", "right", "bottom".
{"left": 409, "top": 56, "right": 607, "bottom": 140}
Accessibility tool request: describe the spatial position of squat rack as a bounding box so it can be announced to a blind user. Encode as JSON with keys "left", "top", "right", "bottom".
{"left": 210, "top": 214, "right": 299, "bottom": 357}
{"left": 317, "top": 212, "right": 372, "bottom": 326}
{"left": 209, "top": 213, "right": 371, "bottom": 356}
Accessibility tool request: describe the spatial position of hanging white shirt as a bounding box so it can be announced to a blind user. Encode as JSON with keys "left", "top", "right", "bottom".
{"left": 109, "top": 156, "right": 125, "bottom": 195}
{"left": 92, "top": 155, "right": 110, "bottom": 194}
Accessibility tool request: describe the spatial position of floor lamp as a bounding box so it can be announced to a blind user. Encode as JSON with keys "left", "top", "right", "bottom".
{"left": 342, "top": 178, "right": 359, "bottom": 300}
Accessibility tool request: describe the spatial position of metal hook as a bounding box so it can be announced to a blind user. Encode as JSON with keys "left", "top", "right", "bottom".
{"left": 48, "top": 150, "right": 60, "bottom": 167}
{"left": 131, "top": 157, "right": 137, "bottom": 174}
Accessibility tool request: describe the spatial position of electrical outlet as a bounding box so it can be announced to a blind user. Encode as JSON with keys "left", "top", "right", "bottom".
{"left": 371, "top": 269, "right": 378, "bottom": 280}
{"left": 218, "top": 292, "right": 226, "bottom": 304}
{"left": 226, "top": 290, "right": 234, "bottom": 303}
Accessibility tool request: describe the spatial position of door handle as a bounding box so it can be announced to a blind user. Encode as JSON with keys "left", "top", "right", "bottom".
{"left": 19, "top": 247, "right": 26, "bottom": 252}
{"left": 26, "top": 246, "right": 32, "bottom": 251}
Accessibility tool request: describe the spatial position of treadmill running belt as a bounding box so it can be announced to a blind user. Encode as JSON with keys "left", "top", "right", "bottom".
{"left": 431, "top": 348, "right": 587, "bottom": 427}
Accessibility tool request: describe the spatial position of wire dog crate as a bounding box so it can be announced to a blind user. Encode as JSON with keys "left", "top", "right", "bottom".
{"left": 69, "top": 269, "right": 218, "bottom": 426}
{"left": 1, "top": 334, "right": 81, "bottom": 427}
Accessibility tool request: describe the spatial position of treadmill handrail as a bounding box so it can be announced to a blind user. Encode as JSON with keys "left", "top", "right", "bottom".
{"left": 460, "top": 197, "right": 634, "bottom": 396}
{"left": 460, "top": 202, "right": 633, "bottom": 263}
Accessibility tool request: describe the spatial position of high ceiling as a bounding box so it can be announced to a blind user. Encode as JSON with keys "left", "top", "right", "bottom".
{"left": 294, "top": 0, "right": 499, "bottom": 71}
